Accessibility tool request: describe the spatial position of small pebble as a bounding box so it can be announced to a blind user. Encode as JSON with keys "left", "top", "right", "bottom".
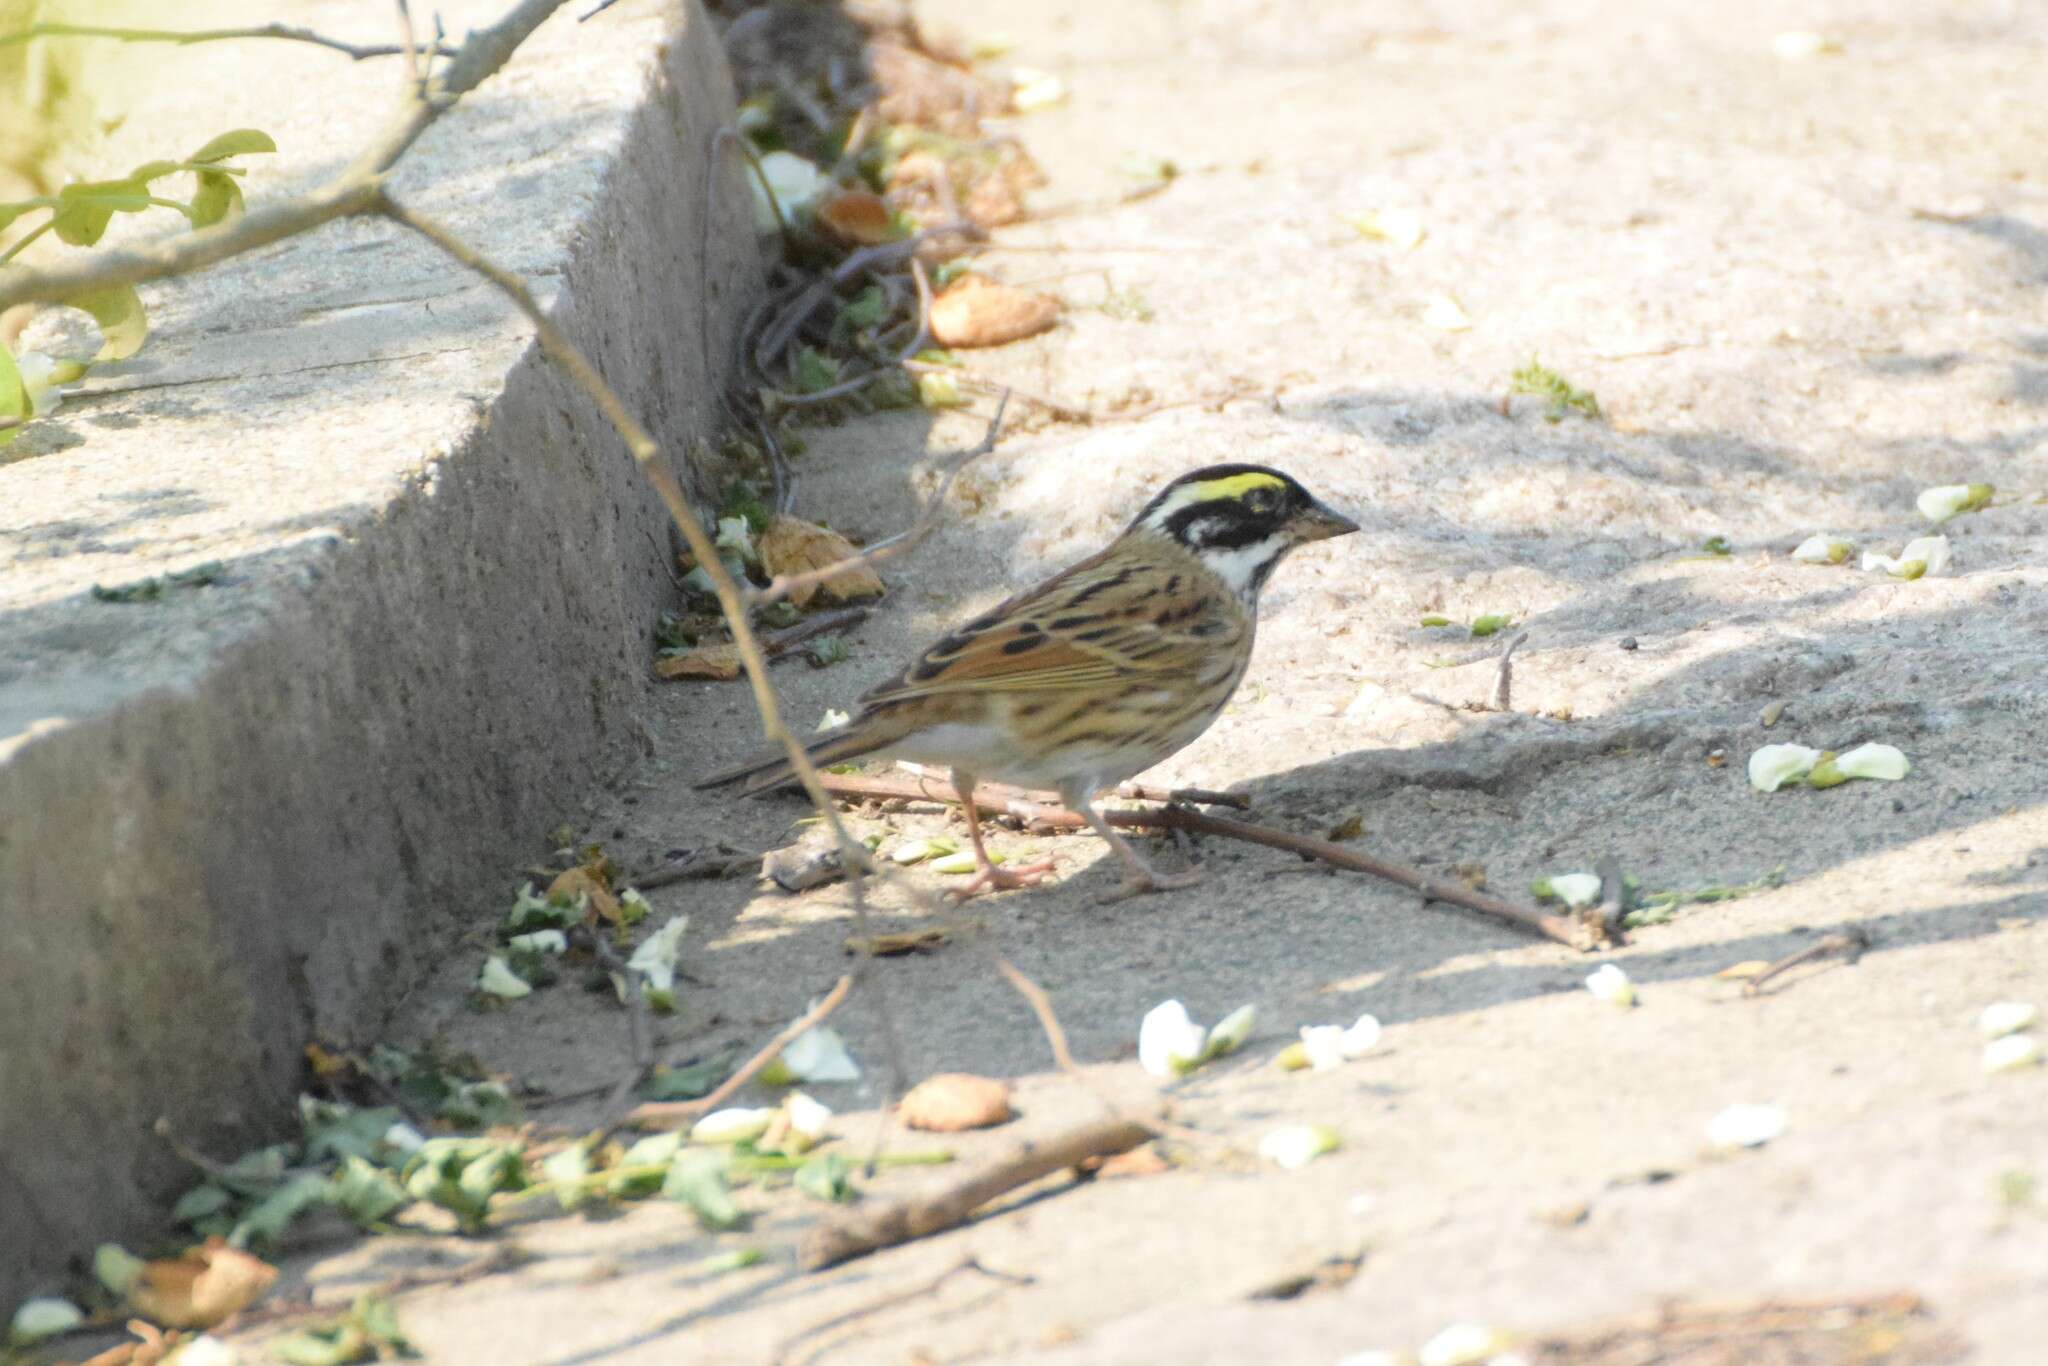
{"left": 1619, "top": 636, "right": 1638, "bottom": 651}
{"left": 1760, "top": 701, "right": 1786, "bottom": 728}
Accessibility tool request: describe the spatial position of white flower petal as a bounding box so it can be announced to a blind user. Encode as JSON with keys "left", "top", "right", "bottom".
{"left": 14, "top": 349, "right": 64, "bottom": 417}
{"left": 382, "top": 1121, "right": 426, "bottom": 1153}
{"left": 1010, "top": 67, "right": 1068, "bottom": 110}
{"left": 171, "top": 1337, "right": 246, "bottom": 1366}
{"left": 508, "top": 929, "right": 568, "bottom": 955}
{"left": 1790, "top": 533, "right": 1854, "bottom": 564}
{"left": 1900, "top": 535, "right": 1951, "bottom": 575}
{"left": 9, "top": 1297, "right": 83, "bottom": 1345}
{"left": 1547, "top": 872, "right": 1603, "bottom": 908}
{"left": 1257, "top": 1124, "right": 1340, "bottom": 1170}
{"left": 1203, "top": 1004, "right": 1258, "bottom": 1060}
{"left": 1419, "top": 1322, "right": 1515, "bottom": 1366}
{"left": 690, "top": 1107, "right": 776, "bottom": 1145}
{"left": 1982, "top": 1034, "right": 2043, "bottom": 1074}
{"left": 1298, "top": 1024, "right": 1350, "bottom": 1072}
{"left": 782, "top": 1025, "right": 861, "bottom": 1082}
{"left": 749, "top": 151, "right": 828, "bottom": 233}
{"left": 783, "top": 1091, "right": 833, "bottom": 1142}
{"left": 1345, "top": 208, "right": 1426, "bottom": 251}
{"left": 1916, "top": 483, "right": 1993, "bottom": 523}
{"left": 627, "top": 913, "right": 689, "bottom": 978}
{"left": 1341, "top": 1013, "right": 1383, "bottom": 1057}
{"left": 1771, "top": 31, "right": 1837, "bottom": 60}
{"left": 1979, "top": 1002, "right": 2039, "bottom": 1039}
{"left": 1832, "top": 743, "right": 1910, "bottom": 782}
{"left": 1422, "top": 293, "right": 1472, "bottom": 331}
{"left": 1139, "top": 999, "right": 1210, "bottom": 1078}
{"left": 1707, "top": 1102, "right": 1786, "bottom": 1148}
{"left": 1748, "top": 744, "right": 1821, "bottom": 792}
{"left": 476, "top": 955, "right": 531, "bottom": 998}
{"left": 1585, "top": 963, "right": 1636, "bottom": 1007}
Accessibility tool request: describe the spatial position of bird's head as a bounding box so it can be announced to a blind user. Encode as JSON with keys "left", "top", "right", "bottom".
{"left": 1131, "top": 464, "right": 1359, "bottom": 600}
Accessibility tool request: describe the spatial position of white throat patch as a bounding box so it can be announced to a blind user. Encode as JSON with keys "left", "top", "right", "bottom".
{"left": 1200, "top": 534, "right": 1288, "bottom": 604}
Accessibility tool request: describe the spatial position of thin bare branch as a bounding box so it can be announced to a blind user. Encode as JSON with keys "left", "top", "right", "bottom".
{"left": 0, "top": 0, "right": 570, "bottom": 315}
{"left": 623, "top": 973, "right": 853, "bottom": 1130}
{"left": 800, "top": 1112, "right": 1161, "bottom": 1270}
{"left": 0, "top": 20, "right": 458, "bottom": 61}
{"left": 812, "top": 771, "right": 1608, "bottom": 949}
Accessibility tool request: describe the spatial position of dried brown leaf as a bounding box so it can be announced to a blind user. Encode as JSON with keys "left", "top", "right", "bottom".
{"left": 818, "top": 190, "right": 898, "bottom": 245}
{"left": 547, "top": 866, "right": 622, "bottom": 926}
{"left": 1096, "top": 1145, "right": 1170, "bottom": 1179}
{"left": 127, "top": 1241, "right": 277, "bottom": 1330}
{"left": 654, "top": 643, "right": 743, "bottom": 681}
{"left": 898, "top": 1073, "right": 1013, "bottom": 1132}
{"left": 844, "top": 928, "right": 949, "bottom": 957}
{"left": 758, "top": 515, "right": 884, "bottom": 608}
{"left": 928, "top": 275, "right": 1060, "bottom": 349}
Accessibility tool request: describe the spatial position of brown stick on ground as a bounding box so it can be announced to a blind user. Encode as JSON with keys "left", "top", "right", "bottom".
{"left": 621, "top": 973, "right": 853, "bottom": 1130}
{"left": 800, "top": 1113, "right": 1158, "bottom": 1270}
{"left": 814, "top": 772, "right": 1611, "bottom": 949}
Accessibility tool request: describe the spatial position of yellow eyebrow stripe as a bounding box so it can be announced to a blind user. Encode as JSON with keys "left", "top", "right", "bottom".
{"left": 1187, "top": 471, "right": 1285, "bottom": 501}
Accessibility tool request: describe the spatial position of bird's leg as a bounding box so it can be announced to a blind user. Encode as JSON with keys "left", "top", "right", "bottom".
{"left": 947, "top": 774, "right": 1058, "bottom": 900}
{"left": 1070, "top": 792, "right": 1205, "bottom": 905}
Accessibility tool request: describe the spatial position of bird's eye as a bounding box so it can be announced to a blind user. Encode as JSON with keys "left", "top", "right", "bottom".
{"left": 1246, "top": 491, "right": 1275, "bottom": 515}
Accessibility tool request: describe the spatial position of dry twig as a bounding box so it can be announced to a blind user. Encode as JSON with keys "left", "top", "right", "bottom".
{"left": 800, "top": 1112, "right": 1161, "bottom": 1270}
{"left": 622, "top": 973, "right": 853, "bottom": 1130}
{"left": 1743, "top": 928, "right": 1870, "bottom": 996}
{"left": 1490, "top": 630, "right": 1528, "bottom": 711}
{"left": 812, "top": 772, "right": 1609, "bottom": 948}
{"left": 0, "top": 19, "right": 458, "bottom": 61}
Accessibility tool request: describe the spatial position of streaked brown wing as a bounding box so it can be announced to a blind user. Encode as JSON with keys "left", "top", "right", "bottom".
{"left": 861, "top": 537, "right": 1243, "bottom": 705}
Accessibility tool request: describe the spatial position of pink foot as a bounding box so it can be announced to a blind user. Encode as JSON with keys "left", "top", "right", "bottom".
{"left": 948, "top": 856, "right": 1059, "bottom": 901}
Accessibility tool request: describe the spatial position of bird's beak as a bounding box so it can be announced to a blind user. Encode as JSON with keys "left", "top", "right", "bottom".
{"left": 1290, "top": 498, "right": 1361, "bottom": 543}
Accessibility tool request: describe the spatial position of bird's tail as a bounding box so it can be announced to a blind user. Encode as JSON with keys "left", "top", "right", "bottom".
{"left": 692, "top": 721, "right": 892, "bottom": 797}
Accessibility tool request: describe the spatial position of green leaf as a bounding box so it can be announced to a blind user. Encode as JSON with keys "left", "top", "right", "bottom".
{"left": 124, "top": 159, "right": 183, "bottom": 185}
{"left": 190, "top": 171, "right": 243, "bottom": 229}
{"left": 93, "top": 1244, "right": 146, "bottom": 1297}
{"left": 217, "top": 1144, "right": 293, "bottom": 1195}
{"left": 62, "top": 284, "right": 149, "bottom": 361}
{"left": 171, "top": 1183, "right": 235, "bottom": 1225}
{"left": 330, "top": 1157, "right": 409, "bottom": 1226}
{"left": 403, "top": 1137, "right": 525, "bottom": 1229}
{"left": 640, "top": 1054, "right": 733, "bottom": 1101}
{"left": 0, "top": 198, "right": 52, "bottom": 231}
{"left": 0, "top": 346, "right": 26, "bottom": 448}
{"left": 608, "top": 1132, "right": 682, "bottom": 1199}
{"left": 793, "top": 1152, "right": 855, "bottom": 1203}
{"left": 230, "top": 1171, "right": 332, "bottom": 1247}
{"left": 540, "top": 1140, "right": 595, "bottom": 1210}
{"left": 841, "top": 284, "right": 888, "bottom": 329}
{"left": 271, "top": 1323, "right": 373, "bottom": 1366}
{"left": 49, "top": 178, "right": 153, "bottom": 246}
{"left": 692, "top": 1246, "right": 765, "bottom": 1276}
{"left": 270, "top": 1293, "right": 409, "bottom": 1366}
{"left": 1469, "top": 613, "right": 1514, "bottom": 638}
{"left": 791, "top": 345, "right": 840, "bottom": 393}
{"left": 1417, "top": 615, "right": 1454, "bottom": 627}
{"left": 301, "top": 1101, "right": 402, "bottom": 1164}
{"left": 804, "top": 634, "right": 849, "bottom": 668}
{"left": 664, "top": 1149, "right": 744, "bottom": 1229}
{"left": 190, "top": 128, "right": 277, "bottom": 163}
